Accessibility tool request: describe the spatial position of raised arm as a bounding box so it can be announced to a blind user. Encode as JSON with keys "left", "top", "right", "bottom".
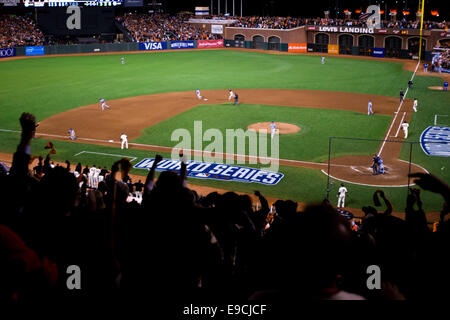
{"left": 145, "top": 154, "right": 162, "bottom": 194}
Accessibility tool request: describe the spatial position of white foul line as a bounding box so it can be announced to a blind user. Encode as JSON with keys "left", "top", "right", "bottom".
{"left": 74, "top": 151, "right": 137, "bottom": 162}
{"left": 378, "top": 61, "right": 420, "bottom": 156}
{"left": 321, "top": 169, "right": 413, "bottom": 188}
{"left": 394, "top": 112, "right": 406, "bottom": 138}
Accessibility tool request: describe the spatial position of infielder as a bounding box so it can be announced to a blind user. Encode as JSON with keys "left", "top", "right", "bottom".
{"left": 68, "top": 128, "right": 76, "bottom": 140}
{"left": 368, "top": 99, "right": 374, "bottom": 115}
{"left": 196, "top": 89, "right": 202, "bottom": 100}
{"left": 337, "top": 183, "right": 348, "bottom": 208}
{"left": 100, "top": 98, "right": 110, "bottom": 111}
{"left": 233, "top": 92, "right": 239, "bottom": 105}
{"left": 228, "top": 89, "right": 234, "bottom": 101}
{"left": 402, "top": 121, "right": 409, "bottom": 139}
{"left": 120, "top": 133, "right": 128, "bottom": 149}
{"left": 413, "top": 98, "right": 418, "bottom": 112}
{"left": 270, "top": 121, "right": 277, "bottom": 139}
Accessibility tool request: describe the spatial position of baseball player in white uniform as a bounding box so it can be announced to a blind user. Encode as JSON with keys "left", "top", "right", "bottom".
{"left": 228, "top": 89, "right": 234, "bottom": 101}
{"left": 368, "top": 100, "right": 374, "bottom": 115}
{"left": 413, "top": 98, "right": 418, "bottom": 112}
{"left": 321, "top": 56, "right": 325, "bottom": 64}
{"left": 402, "top": 121, "right": 409, "bottom": 139}
{"left": 68, "top": 128, "right": 76, "bottom": 140}
{"left": 196, "top": 89, "right": 202, "bottom": 100}
{"left": 270, "top": 121, "right": 277, "bottom": 139}
{"left": 120, "top": 133, "right": 128, "bottom": 149}
{"left": 121, "top": 57, "right": 125, "bottom": 64}
{"left": 337, "top": 183, "right": 348, "bottom": 208}
{"left": 100, "top": 98, "right": 110, "bottom": 111}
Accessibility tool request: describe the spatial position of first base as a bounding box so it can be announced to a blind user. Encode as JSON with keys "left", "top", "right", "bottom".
{"left": 204, "top": 98, "right": 208, "bottom": 101}
{"left": 108, "top": 140, "right": 114, "bottom": 142}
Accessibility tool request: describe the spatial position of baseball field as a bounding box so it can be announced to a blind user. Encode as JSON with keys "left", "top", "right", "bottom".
{"left": 0, "top": 49, "right": 448, "bottom": 214}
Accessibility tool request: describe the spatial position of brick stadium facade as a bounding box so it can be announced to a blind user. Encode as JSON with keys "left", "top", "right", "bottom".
{"left": 224, "top": 25, "right": 450, "bottom": 60}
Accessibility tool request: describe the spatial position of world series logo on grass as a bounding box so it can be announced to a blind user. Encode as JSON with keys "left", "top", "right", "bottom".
{"left": 134, "top": 158, "right": 284, "bottom": 185}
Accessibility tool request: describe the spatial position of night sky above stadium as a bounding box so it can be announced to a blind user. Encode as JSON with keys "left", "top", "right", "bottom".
{"left": 166, "top": 0, "right": 448, "bottom": 19}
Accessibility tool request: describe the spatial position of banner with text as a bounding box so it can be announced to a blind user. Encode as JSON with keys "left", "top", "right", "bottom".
{"left": 25, "top": 46, "right": 44, "bottom": 56}
{"left": 139, "top": 42, "right": 168, "bottom": 51}
{"left": 372, "top": 48, "right": 385, "bottom": 57}
{"left": 211, "top": 25, "right": 224, "bottom": 34}
{"left": 197, "top": 39, "right": 224, "bottom": 48}
{"left": 170, "top": 41, "right": 195, "bottom": 50}
{"left": 0, "top": 47, "right": 16, "bottom": 58}
{"left": 288, "top": 43, "right": 307, "bottom": 52}
{"left": 134, "top": 158, "right": 284, "bottom": 185}
{"left": 328, "top": 44, "right": 339, "bottom": 54}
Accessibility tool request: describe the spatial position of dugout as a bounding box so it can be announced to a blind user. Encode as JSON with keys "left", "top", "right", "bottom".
{"left": 358, "top": 35, "right": 374, "bottom": 56}
{"left": 385, "top": 36, "right": 403, "bottom": 58}
{"left": 338, "top": 34, "right": 353, "bottom": 55}
{"left": 315, "top": 33, "right": 329, "bottom": 53}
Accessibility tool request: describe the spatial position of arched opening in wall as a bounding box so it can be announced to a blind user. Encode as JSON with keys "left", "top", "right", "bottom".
{"left": 339, "top": 34, "right": 353, "bottom": 55}
{"left": 315, "top": 33, "right": 329, "bottom": 53}
{"left": 438, "top": 38, "right": 450, "bottom": 47}
{"left": 385, "top": 36, "right": 402, "bottom": 58}
{"left": 252, "top": 35, "right": 265, "bottom": 49}
{"left": 234, "top": 34, "right": 245, "bottom": 48}
{"left": 407, "top": 37, "right": 426, "bottom": 59}
{"left": 358, "top": 35, "right": 374, "bottom": 56}
{"left": 268, "top": 36, "right": 281, "bottom": 51}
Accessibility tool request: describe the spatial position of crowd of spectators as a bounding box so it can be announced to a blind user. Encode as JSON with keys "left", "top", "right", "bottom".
{"left": 1, "top": 112, "right": 450, "bottom": 307}
{"left": 117, "top": 13, "right": 222, "bottom": 42}
{"left": 0, "top": 15, "right": 44, "bottom": 48}
{"left": 230, "top": 15, "right": 449, "bottom": 30}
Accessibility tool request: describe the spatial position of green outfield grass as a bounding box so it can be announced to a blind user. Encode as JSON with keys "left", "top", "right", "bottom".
{"left": 134, "top": 103, "right": 392, "bottom": 162}
{"left": 0, "top": 50, "right": 448, "bottom": 212}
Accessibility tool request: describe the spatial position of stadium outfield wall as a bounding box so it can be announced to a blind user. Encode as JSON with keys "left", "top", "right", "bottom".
{"left": 1, "top": 26, "right": 449, "bottom": 61}
{"left": 224, "top": 25, "right": 450, "bottom": 60}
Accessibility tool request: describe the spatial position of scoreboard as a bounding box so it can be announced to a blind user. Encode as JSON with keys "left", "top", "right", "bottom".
{"left": 23, "top": 0, "right": 123, "bottom": 7}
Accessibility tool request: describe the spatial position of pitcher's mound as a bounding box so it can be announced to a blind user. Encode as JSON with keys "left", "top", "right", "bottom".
{"left": 248, "top": 122, "right": 300, "bottom": 134}
{"left": 428, "top": 86, "right": 445, "bottom": 91}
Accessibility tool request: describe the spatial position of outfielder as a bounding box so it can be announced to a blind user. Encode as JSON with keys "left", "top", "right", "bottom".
{"left": 121, "top": 132, "right": 128, "bottom": 149}
{"left": 121, "top": 57, "right": 125, "bottom": 64}
{"left": 402, "top": 121, "right": 409, "bottom": 139}
{"left": 413, "top": 98, "right": 418, "bottom": 112}
{"left": 270, "top": 121, "right": 277, "bottom": 139}
{"left": 337, "top": 183, "right": 348, "bottom": 208}
{"left": 321, "top": 56, "right": 325, "bottom": 64}
{"left": 368, "top": 99, "right": 374, "bottom": 115}
{"left": 100, "top": 98, "right": 110, "bottom": 111}
{"left": 228, "top": 89, "right": 234, "bottom": 101}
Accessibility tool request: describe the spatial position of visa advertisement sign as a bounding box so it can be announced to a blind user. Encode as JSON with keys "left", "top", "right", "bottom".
{"left": 170, "top": 41, "right": 195, "bottom": 49}
{"left": 372, "top": 48, "right": 385, "bottom": 57}
{"left": 25, "top": 46, "right": 44, "bottom": 56}
{"left": 139, "top": 42, "right": 167, "bottom": 51}
{"left": 134, "top": 158, "right": 284, "bottom": 186}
